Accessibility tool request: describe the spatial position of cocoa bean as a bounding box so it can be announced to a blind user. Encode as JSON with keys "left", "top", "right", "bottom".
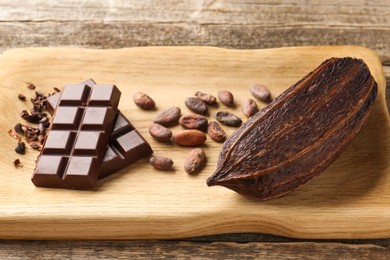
{"left": 214, "top": 111, "right": 242, "bottom": 127}
{"left": 185, "top": 97, "right": 208, "bottom": 115}
{"left": 207, "top": 121, "right": 226, "bottom": 142}
{"left": 179, "top": 114, "right": 208, "bottom": 131}
{"left": 150, "top": 156, "right": 174, "bottom": 171}
{"left": 242, "top": 99, "right": 259, "bottom": 118}
{"left": 184, "top": 148, "right": 206, "bottom": 175}
{"left": 217, "top": 90, "right": 234, "bottom": 107}
{"left": 149, "top": 123, "right": 172, "bottom": 142}
{"left": 249, "top": 83, "right": 272, "bottom": 103}
{"left": 153, "top": 106, "right": 181, "bottom": 126}
{"left": 133, "top": 91, "right": 155, "bottom": 110}
{"left": 172, "top": 130, "right": 207, "bottom": 146}
{"left": 195, "top": 91, "right": 217, "bottom": 105}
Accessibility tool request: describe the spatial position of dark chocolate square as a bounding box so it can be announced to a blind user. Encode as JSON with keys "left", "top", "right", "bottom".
{"left": 60, "top": 84, "right": 91, "bottom": 106}
{"left": 42, "top": 130, "right": 76, "bottom": 155}
{"left": 52, "top": 107, "right": 83, "bottom": 130}
{"left": 73, "top": 131, "right": 102, "bottom": 156}
{"left": 89, "top": 84, "right": 121, "bottom": 108}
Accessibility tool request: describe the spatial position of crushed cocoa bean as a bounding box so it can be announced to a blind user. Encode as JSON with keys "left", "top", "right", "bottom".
{"left": 13, "top": 159, "right": 23, "bottom": 168}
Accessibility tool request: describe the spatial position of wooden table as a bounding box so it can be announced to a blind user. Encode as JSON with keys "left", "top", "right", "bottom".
{"left": 0, "top": 1, "right": 389, "bottom": 258}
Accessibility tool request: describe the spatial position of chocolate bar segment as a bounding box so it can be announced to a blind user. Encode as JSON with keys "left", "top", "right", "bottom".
{"left": 32, "top": 83, "right": 120, "bottom": 189}
{"left": 45, "top": 79, "right": 153, "bottom": 179}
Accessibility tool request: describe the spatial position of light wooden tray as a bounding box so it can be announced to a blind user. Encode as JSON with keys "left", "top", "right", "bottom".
{"left": 0, "top": 46, "right": 388, "bottom": 239}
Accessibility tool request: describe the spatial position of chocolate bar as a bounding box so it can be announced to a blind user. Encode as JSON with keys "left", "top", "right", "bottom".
{"left": 46, "top": 79, "right": 153, "bottom": 179}
{"left": 32, "top": 82, "right": 120, "bottom": 189}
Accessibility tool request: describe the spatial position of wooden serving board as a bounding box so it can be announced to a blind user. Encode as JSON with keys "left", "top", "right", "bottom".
{"left": 0, "top": 46, "right": 389, "bottom": 240}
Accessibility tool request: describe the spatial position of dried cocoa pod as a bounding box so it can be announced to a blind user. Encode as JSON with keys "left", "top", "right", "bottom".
{"left": 172, "top": 130, "right": 207, "bottom": 146}
{"left": 185, "top": 97, "right": 208, "bottom": 115}
{"left": 249, "top": 83, "right": 272, "bottom": 103}
{"left": 214, "top": 111, "right": 242, "bottom": 127}
{"left": 217, "top": 90, "right": 234, "bottom": 107}
{"left": 154, "top": 106, "right": 181, "bottom": 126}
{"left": 207, "top": 121, "right": 226, "bottom": 143}
{"left": 242, "top": 99, "right": 259, "bottom": 118}
{"left": 149, "top": 123, "right": 172, "bottom": 142}
{"left": 207, "top": 57, "right": 378, "bottom": 200}
{"left": 184, "top": 148, "right": 206, "bottom": 175}
{"left": 195, "top": 91, "right": 217, "bottom": 105}
{"left": 179, "top": 114, "right": 208, "bottom": 131}
{"left": 133, "top": 91, "right": 155, "bottom": 110}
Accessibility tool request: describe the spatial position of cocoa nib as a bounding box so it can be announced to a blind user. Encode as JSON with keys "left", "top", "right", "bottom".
{"left": 18, "top": 94, "right": 26, "bottom": 101}
{"left": 185, "top": 97, "right": 208, "bottom": 115}
{"left": 15, "top": 142, "right": 26, "bottom": 155}
{"left": 13, "top": 159, "right": 23, "bottom": 168}
{"left": 207, "top": 57, "right": 378, "bottom": 200}
{"left": 214, "top": 111, "right": 242, "bottom": 127}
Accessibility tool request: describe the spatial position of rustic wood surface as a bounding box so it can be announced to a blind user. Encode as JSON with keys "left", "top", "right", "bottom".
{"left": 0, "top": 0, "right": 389, "bottom": 259}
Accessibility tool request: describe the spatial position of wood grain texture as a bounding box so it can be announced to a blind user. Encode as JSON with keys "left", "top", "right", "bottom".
{"left": 0, "top": 46, "right": 388, "bottom": 240}
{"left": 0, "top": 0, "right": 389, "bottom": 63}
{"left": 0, "top": 241, "right": 389, "bottom": 259}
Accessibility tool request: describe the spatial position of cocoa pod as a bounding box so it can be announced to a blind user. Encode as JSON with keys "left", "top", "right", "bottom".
{"left": 214, "top": 111, "right": 242, "bottom": 127}
{"left": 242, "top": 99, "right": 259, "bottom": 118}
{"left": 133, "top": 91, "right": 155, "bottom": 110}
{"left": 249, "top": 83, "right": 272, "bottom": 103}
{"left": 184, "top": 148, "right": 206, "bottom": 175}
{"left": 195, "top": 91, "right": 217, "bottom": 105}
{"left": 172, "top": 130, "right": 207, "bottom": 146}
{"left": 185, "top": 97, "right": 208, "bottom": 115}
{"left": 207, "top": 121, "right": 226, "bottom": 143}
{"left": 207, "top": 58, "right": 377, "bottom": 200}
{"left": 150, "top": 156, "right": 173, "bottom": 171}
{"left": 217, "top": 90, "right": 234, "bottom": 107}
{"left": 179, "top": 114, "right": 208, "bottom": 131}
{"left": 154, "top": 106, "right": 181, "bottom": 126}
{"left": 149, "top": 123, "right": 172, "bottom": 142}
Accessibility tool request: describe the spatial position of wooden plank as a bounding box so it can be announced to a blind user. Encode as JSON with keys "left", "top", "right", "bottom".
{"left": 0, "top": 46, "right": 388, "bottom": 239}
{"left": 0, "top": 0, "right": 389, "bottom": 25}
{"left": 0, "top": 241, "right": 389, "bottom": 259}
{"left": 0, "top": 22, "right": 389, "bottom": 62}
